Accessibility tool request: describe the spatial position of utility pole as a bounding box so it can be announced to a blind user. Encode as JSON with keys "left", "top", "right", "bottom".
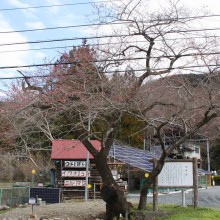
{"left": 85, "top": 113, "right": 91, "bottom": 202}
{"left": 207, "top": 139, "right": 210, "bottom": 173}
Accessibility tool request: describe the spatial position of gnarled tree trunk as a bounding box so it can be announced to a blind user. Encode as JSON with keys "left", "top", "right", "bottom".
{"left": 138, "top": 178, "right": 153, "bottom": 210}
{"left": 95, "top": 150, "right": 129, "bottom": 220}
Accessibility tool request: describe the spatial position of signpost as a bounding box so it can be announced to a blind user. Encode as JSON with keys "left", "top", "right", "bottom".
{"left": 158, "top": 161, "right": 193, "bottom": 187}
{"left": 157, "top": 158, "right": 198, "bottom": 208}
{"left": 31, "top": 169, "right": 36, "bottom": 187}
{"left": 29, "top": 197, "right": 36, "bottom": 217}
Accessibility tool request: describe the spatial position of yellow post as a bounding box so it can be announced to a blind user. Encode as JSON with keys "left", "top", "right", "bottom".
{"left": 31, "top": 169, "right": 36, "bottom": 186}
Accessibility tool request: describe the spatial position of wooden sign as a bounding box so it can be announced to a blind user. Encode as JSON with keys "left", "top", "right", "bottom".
{"left": 64, "top": 161, "right": 86, "bottom": 167}
{"left": 64, "top": 180, "right": 86, "bottom": 187}
{"left": 62, "top": 170, "right": 90, "bottom": 177}
{"left": 158, "top": 161, "right": 193, "bottom": 187}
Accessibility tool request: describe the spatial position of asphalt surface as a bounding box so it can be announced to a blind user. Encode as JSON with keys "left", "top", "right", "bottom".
{"left": 127, "top": 186, "right": 220, "bottom": 208}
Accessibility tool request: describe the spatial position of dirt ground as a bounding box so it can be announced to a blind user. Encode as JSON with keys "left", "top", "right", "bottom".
{"left": 0, "top": 199, "right": 107, "bottom": 220}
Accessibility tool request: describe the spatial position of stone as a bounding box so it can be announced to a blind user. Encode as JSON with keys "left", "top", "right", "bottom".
{"left": 30, "top": 213, "right": 37, "bottom": 218}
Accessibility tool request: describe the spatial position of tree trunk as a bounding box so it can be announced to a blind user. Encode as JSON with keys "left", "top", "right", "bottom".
{"left": 101, "top": 184, "right": 129, "bottom": 220}
{"left": 138, "top": 180, "right": 151, "bottom": 210}
{"left": 95, "top": 152, "right": 129, "bottom": 220}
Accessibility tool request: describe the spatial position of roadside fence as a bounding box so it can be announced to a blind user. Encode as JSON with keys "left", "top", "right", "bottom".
{"left": 0, "top": 186, "right": 29, "bottom": 207}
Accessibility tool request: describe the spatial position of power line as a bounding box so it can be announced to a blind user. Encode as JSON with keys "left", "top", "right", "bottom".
{"left": 1, "top": 24, "right": 220, "bottom": 48}
{"left": 0, "top": 34, "right": 126, "bottom": 47}
{"left": 0, "top": 64, "right": 218, "bottom": 80}
{"left": 1, "top": 50, "right": 220, "bottom": 70}
{"left": 0, "top": 14, "right": 220, "bottom": 34}
{"left": 0, "top": 21, "right": 131, "bottom": 34}
{"left": 0, "top": 58, "right": 218, "bottom": 74}
{"left": 0, "top": 0, "right": 121, "bottom": 11}
{"left": 1, "top": 34, "right": 220, "bottom": 54}
{"left": 1, "top": 50, "right": 220, "bottom": 67}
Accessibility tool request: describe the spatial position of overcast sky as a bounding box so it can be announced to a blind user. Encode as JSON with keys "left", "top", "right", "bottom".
{"left": 0, "top": 0, "right": 220, "bottom": 96}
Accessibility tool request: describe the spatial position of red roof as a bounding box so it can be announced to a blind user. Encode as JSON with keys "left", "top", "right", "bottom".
{"left": 51, "top": 139, "right": 101, "bottom": 160}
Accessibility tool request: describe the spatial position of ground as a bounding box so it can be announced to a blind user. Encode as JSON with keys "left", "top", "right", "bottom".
{"left": 1, "top": 187, "right": 220, "bottom": 220}
{"left": 0, "top": 200, "right": 106, "bottom": 220}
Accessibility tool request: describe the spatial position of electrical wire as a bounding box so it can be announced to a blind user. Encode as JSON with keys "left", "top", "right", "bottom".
{"left": 0, "top": 21, "right": 131, "bottom": 34}
{"left": 1, "top": 24, "right": 220, "bottom": 48}
{"left": 0, "top": 0, "right": 122, "bottom": 11}
{"left": 0, "top": 63, "right": 218, "bottom": 79}
{"left": 0, "top": 52, "right": 215, "bottom": 69}
{"left": 0, "top": 14, "right": 220, "bottom": 34}
{"left": 0, "top": 34, "right": 220, "bottom": 54}
{"left": 1, "top": 51, "right": 220, "bottom": 69}
{"left": 1, "top": 49, "right": 220, "bottom": 69}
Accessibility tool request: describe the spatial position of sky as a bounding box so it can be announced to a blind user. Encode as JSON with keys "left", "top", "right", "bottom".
{"left": 0, "top": 0, "right": 220, "bottom": 96}
{"left": 0, "top": 0, "right": 96, "bottom": 95}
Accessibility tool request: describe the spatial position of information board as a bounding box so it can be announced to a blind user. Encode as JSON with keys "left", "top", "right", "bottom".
{"left": 158, "top": 161, "right": 193, "bottom": 187}
{"left": 64, "top": 161, "right": 86, "bottom": 167}
{"left": 64, "top": 180, "right": 86, "bottom": 187}
{"left": 62, "top": 170, "right": 90, "bottom": 177}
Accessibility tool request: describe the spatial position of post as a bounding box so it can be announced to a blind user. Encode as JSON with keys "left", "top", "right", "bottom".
{"left": 94, "top": 183, "right": 96, "bottom": 200}
{"left": 29, "top": 197, "right": 36, "bottom": 217}
{"left": 193, "top": 157, "right": 198, "bottom": 208}
{"left": 206, "top": 140, "right": 210, "bottom": 173}
{"left": 153, "top": 158, "right": 158, "bottom": 211}
{"left": 0, "top": 189, "right": 2, "bottom": 205}
{"left": 85, "top": 151, "right": 89, "bottom": 201}
{"left": 85, "top": 113, "right": 91, "bottom": 201}
{"left": 31, "top": 169, "right": 36, "bottom": 187}
{"left": 181, "top": 190, "right": 186, "bottom": 207}
{"left": 127, "top": 165, "right": 130, "bottom": 192}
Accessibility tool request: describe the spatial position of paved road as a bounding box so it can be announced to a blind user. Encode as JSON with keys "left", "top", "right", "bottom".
{"left": 127, "top": 186, "right": 220, "bottom": 208}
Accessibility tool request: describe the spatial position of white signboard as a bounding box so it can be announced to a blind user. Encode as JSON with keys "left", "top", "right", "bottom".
{"left": 158, "top": 162, "right": 193, "bottom": 187}
{"left": 64, "top": 180, "right": 86, "bottom": 187}
{"left": 62, "top": 170, "right": 90, "bottom": 177}
{"left": 64, "top": 161, "right": 86, "bottom": 167}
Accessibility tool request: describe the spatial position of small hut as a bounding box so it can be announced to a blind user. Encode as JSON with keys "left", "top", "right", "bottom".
{"left": 51, "top": 139, "right": 102, "bottom": 199}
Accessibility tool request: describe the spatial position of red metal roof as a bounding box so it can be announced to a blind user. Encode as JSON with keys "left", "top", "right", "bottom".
{"left": 51, "top": 139, "right": 101, "bottom": 160}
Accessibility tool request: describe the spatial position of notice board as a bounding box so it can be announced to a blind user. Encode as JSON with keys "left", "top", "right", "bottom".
{"left": 158, "top": 161, "right": 193, "bottom": 187}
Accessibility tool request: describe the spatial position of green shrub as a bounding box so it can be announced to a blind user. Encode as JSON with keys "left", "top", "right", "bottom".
{"left": 214, "top": 176, "right": 220, "bottom": 185}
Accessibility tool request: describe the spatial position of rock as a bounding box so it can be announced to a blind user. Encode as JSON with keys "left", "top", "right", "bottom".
{"left": 1, "top": 205, "right": 9, "bottom": 210}
{"left": 30, "top": 213, "right": 37, "bottom": 218}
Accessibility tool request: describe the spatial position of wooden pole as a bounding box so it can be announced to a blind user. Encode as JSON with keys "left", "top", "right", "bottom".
{"left": 193, "top": 157, "right": 198, "bottom": 208}
{"left": 153, "top": 158, "right": 158, "bottom": 211}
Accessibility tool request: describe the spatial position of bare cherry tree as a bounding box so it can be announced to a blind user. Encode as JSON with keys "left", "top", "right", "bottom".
{"left": 4, "top": 0, "right": 220, "bottom": 219}
{"left": 91, "top": 0, "right": 220, "bottom": 210}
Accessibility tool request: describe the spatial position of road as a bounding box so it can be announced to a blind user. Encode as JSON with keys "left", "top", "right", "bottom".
{"left": 127, "top": 186, "right": 220, "bottom": 208}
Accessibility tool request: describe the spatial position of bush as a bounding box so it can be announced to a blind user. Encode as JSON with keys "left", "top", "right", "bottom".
{"left": 0, "top": 152, "right": 52, "bottom": 183}
{"left": 214, "top": 176, "right": 220, "bottom": 185}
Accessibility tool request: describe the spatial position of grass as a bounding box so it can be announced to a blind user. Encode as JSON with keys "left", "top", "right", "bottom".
{"left": 158, "top": 206, "right": 220, "bottom": 220}
{"left": 156, "top": 204, "right": 220, "bottom": 220}
{"left": 131, "top": 204, "right": 220, "bottom": 220}
{"left": 0, "top": 209, "right": 12, "bottom": 214}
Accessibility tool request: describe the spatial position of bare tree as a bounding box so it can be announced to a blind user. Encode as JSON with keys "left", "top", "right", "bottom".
{"left": 91, "top": 0, "right": 220, "bottom": 210}
{"left": 4, "top": 0, "right": 220, "bottom": 219}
